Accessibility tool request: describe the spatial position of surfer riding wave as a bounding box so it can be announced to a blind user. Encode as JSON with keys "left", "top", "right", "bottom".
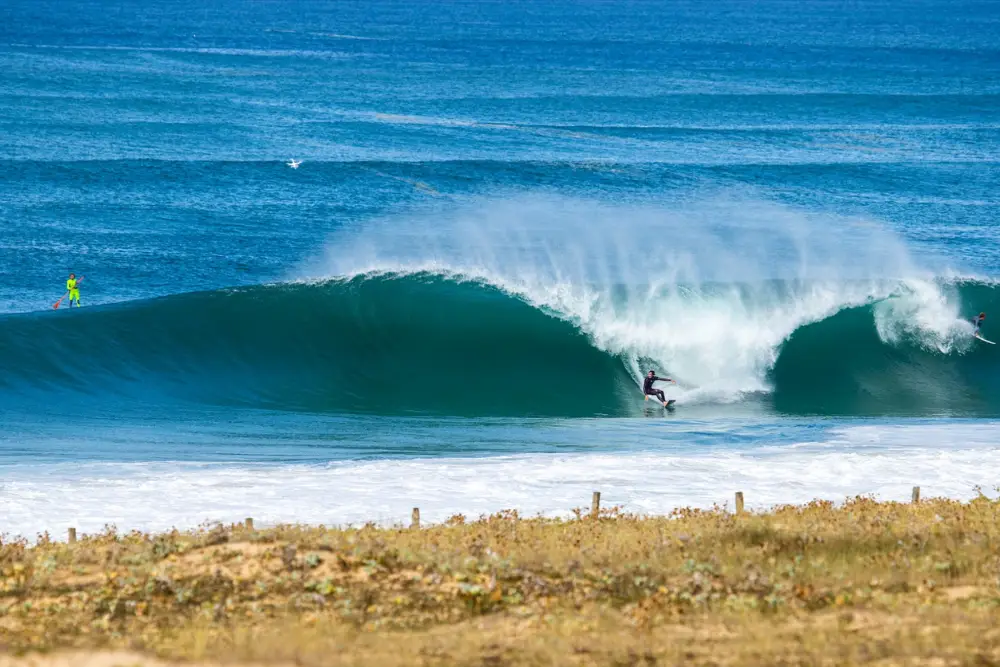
{"left": 643, "top": 370, "right": 675, "bottom": 407}
{"left": 971, "top": 312, "right": 994, "bottom": 344}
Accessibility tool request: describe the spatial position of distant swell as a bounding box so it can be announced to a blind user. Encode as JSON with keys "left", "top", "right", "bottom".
{"left": 1, "top": 274, "right": 998, "bottom": 417}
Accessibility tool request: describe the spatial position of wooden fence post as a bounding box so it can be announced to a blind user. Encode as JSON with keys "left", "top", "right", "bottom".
{"left": 591, "top": 491, "right": 601, "bottom": 518}
{"left": 68, "top": 527, "right": 77, "bottom": 544}
{"left": 735, "top": 491, "right": 745, "bottom": 515}
{"left": 411, "top": 507, "right": 421, "bottom": 529}
{"left": 912, "top": 486, "right": 921, "bottom": 503}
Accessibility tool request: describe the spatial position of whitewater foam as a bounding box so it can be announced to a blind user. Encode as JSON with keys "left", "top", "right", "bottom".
{"left": 4, "top": 423, "right": 998, "bottom": 540}
{"left": 874, "top": 279, "right": 973, "bottom": 353}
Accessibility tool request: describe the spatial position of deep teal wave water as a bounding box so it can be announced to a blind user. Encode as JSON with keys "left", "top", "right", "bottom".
{"left": 2, "top": 0, "right": 999, "bottom": 537}
{"left": 3, "top": 276, "right": 1000, "bottom": 417}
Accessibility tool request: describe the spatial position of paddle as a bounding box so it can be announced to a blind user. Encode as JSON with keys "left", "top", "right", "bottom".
{"left": 53, "top": 276, "right": 84, "bottom": 310}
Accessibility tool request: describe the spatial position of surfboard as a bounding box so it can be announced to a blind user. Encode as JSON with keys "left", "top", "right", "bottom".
{"left": 644, "top": 395, "right": 677, "bottom": 408}
{"left": 975, "top": 334, "right": 995, "bottom": 345}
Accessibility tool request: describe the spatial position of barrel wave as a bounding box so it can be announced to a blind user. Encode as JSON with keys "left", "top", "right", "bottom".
{"left": 1, "top": 273, "right": 998, "bottom": 417}
{"left": 772, "top": 280, "right": 1000, "bottom": 416}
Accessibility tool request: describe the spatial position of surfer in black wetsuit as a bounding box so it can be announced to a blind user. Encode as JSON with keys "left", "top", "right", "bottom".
{"left": 643, "top": 370, "right": 675, "bottom": 406}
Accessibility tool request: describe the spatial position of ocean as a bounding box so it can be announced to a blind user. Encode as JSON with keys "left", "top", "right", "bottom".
{"left": 2, "top": 0, "right": 999, "bottom": 539}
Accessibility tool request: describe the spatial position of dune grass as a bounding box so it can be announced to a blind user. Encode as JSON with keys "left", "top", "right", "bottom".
{"left": 3, "top": 495, "right": 1000, "bottom": 665}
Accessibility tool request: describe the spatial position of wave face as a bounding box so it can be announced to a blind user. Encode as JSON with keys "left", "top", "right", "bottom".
{"left": 773, "top": 281, "right": 1000, "bottom": 415}
{"left": 2, "top": 273, "right": 998, "bottom": 417}
{"left": 0, "top": 276, "right": 635, "bottom": 417}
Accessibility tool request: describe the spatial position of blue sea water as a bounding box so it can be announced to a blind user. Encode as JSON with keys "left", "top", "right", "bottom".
{"left": 2, "top": 0, "right": 1000, "bottom": 538}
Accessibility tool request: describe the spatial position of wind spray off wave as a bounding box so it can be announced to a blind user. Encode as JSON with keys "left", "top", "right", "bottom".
{"left": 306, "top": 195, "right": 981, "bottom": 405}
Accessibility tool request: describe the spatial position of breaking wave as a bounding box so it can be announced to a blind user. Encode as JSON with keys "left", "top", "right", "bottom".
{"left": 0, "top": 273, "right": 997, "bottom": 417}
{"left": 2, "top": 196, "right": 996, "bottom": 417}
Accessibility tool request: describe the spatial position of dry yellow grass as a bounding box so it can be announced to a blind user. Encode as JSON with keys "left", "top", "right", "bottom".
{"left": 3, "top": 495, "right": 1000, "bottom": 666}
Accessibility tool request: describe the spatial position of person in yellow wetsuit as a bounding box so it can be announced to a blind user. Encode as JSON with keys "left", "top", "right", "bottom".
{"left": 66, "top": 273, "right": 83, "bottom": 307}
